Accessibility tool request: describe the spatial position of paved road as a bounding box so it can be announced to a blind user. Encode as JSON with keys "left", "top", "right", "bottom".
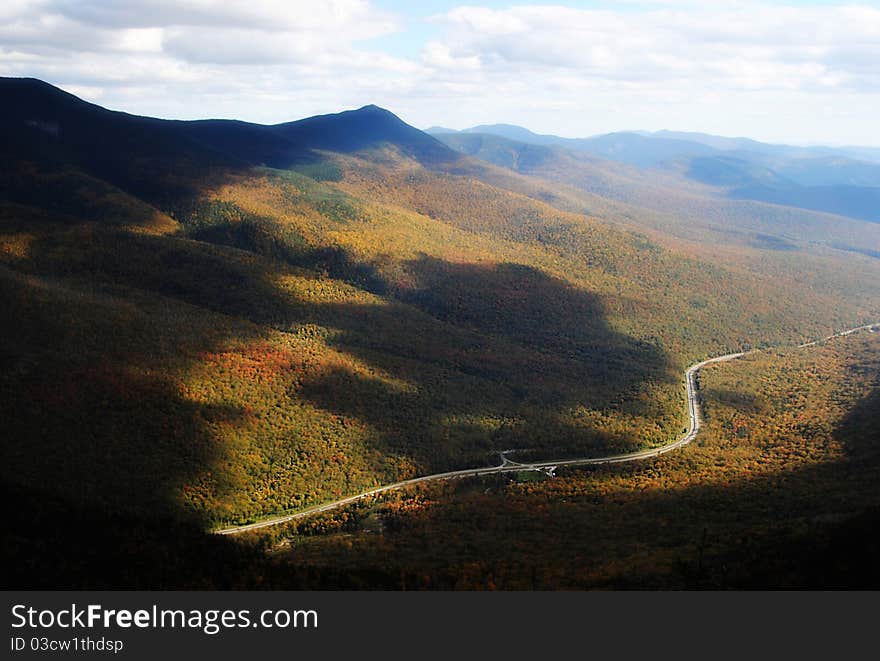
{"left": 216, "top": 322, "right": 879, "bottom": 535}
{"left": 798, "top": 322, "right": 879, "bottom": 348}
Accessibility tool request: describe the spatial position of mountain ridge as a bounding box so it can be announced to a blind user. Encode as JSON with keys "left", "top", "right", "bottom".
{"left": 3, "top": 77, "right": 880, "bottom": 588}
{"left": 1, "top": 77, "right": 457, "bottom": 173}
{"left": 431, "top": 123, "right": 880, "bottom": 223}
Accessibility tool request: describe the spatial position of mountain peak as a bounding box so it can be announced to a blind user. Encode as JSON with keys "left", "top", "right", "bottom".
{"left": 1, "top": 76, "right": 108, "bottom": 120}
{"left": 275, "top": 104, "right": 457, "bottom": 164}
{"left": 1, "top": 78, "right": 460, "bottom": 170}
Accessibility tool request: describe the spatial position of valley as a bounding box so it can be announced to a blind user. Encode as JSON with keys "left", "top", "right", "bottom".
{"left": 2, "top": 77, "right": 879, "bottom": 589}
{"left": 225, "top": 324, "right": 880, "bottom": 536}
{"left": 259, "top": 328, "right": 880, "bottom": 589}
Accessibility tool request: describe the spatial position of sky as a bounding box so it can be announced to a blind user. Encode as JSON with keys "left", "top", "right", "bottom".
{"left": 2, "top": 0, "right": 879, "bottom": 145}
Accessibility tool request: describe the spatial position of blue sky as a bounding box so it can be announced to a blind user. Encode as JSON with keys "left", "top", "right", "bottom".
{"left": 1, "top": 1, "right": 878, "bottom": 145}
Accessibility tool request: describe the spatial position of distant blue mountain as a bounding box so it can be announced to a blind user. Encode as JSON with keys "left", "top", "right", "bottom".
{"left": 430, "top": 123, "right": 880, "bottom": 223}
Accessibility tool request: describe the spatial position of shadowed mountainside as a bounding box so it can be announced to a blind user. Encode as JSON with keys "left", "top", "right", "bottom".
{"left": 2, "top": 78, "right": 880, "bottom": 589}
{"left": 251, "top": 334, "right": 880, "bottom": 589}
{"left": 1, "top": 77, "right": 457, "bottom": 208}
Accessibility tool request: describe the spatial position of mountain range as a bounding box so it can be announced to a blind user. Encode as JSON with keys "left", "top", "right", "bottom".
{"left": 429, "top": 123, "right": 880, "bottom": 223}
{"left": 3, "top": 77, "right": 880, "bottom": 588}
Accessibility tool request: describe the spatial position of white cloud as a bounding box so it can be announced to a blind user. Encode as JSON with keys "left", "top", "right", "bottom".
{"left": 0, "top": 0, "right": 416, "bottom": 121}
{"left": 429, "top": 4, "right": 880, "bottom": 92}
{"left": 422, "top": 42, "right": 481, "bottom": 71}
{"left": 0, "top": 1, "right": 878, "bottom": 144}
{"left": 47, "top": 0, "right": 397, "bottom": 34}
{"left": 0, "top": 0, "right": 399, "bottom": 58}
{"left": 115, "top": 28, "right": 164, "bottom": 54}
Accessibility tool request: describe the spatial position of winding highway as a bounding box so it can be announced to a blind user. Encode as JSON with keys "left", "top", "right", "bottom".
{"left": 216, "top": 322, "right": 879, "bottom": 535}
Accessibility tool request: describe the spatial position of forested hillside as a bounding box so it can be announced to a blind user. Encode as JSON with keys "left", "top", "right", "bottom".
{"left": 435, "top": 125, "right": 880, "bottom": 225}
{"left": 258, "top": 331, "right": 880, "bottom": 589}
{"left": 2, "top": 78, "right": 879, "bottom": 588}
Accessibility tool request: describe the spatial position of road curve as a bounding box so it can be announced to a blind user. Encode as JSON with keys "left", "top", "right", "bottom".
{"left": 215, "top": 322, "right": 878, "bottom": 535}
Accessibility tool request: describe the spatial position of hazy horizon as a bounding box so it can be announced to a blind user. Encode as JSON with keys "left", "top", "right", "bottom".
{"left": 422, "top": 121, "right": 880, "bottom": 150}
{"left": 9, "top": 75, "right": 880, "bottom": 152}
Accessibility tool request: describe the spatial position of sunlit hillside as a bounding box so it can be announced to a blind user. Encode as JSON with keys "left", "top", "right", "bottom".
{"left": 263, "top": 330, "right": 880, "bottom": 589}
{"left": 2, "top": 78, "right": 879, "bottom": 588}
